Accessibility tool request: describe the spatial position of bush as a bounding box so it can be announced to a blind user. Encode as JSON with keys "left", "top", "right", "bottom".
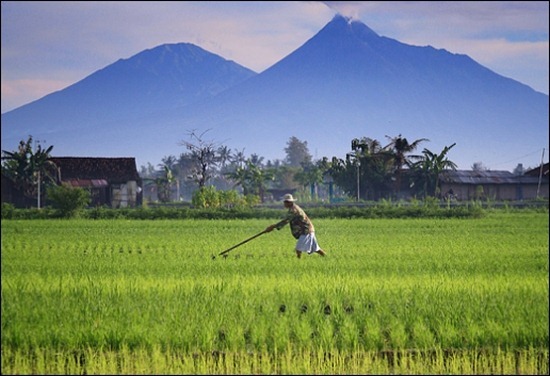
{"left": 1, "top": 202, "right": 15, "bottom": 219}
{"left": 192, "top": 187, "right": 260, "bottom": 209}
{"left": 46, "top": 183, "right": 91, "bottom": 218}
{"left": 192, "top": 186, "right": 219, "bottom": 208}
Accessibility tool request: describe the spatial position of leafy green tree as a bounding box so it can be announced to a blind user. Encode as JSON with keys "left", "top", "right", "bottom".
{"left": 192, "top": 185, "right": 220, "bottom": 208}
{"left": 284, "top": 136, "right": 312, "bottom": 167}
{"left": 294, "top": 159, "right": 326, "bottom": 200}
{"left": 354, "top": 137, "right": 395, "bottom": 200}
{"left": 329, "top": 156, "right": 358, "bottom": 200}
{"left": 384, "top": 134, "right": 429, "bottom": 197}
{"left": 332, "top": 137, "right": 393, "bottom": 200}
{"left": 158, "top": 156, "right": 179, "bottom": 201}
{"left": 1, "top": 136, "right": 58, "bottom": 207}
{"left": 225, "top": 160, "right": 274, "bottom": 202}
{"left": 248, "top": 153, "right": 265, "bottom": 167}
{"left": 247, "top": 163, "right": 274, "bottom": 202}
{"left": 270, "top": 165, "right": 300, "bottom": 190}
{"left": 139, "top": 162, "right": 156, "bottom": 177}
{"left": 154, "top": 166, "right": 175, "bottom": 202}
{"left": 410, "top": 143, "right": 457, "bottom": 198}
{"left": 226, "top": 164, "right": 250, "bottom": 195}
{"left": 217, "top": 146, "right": 233, "bottom": 169}
{"left": 46, "top": 183, "right": 91, "bottom": 218}
{"left": 231, "top": 148, "right": 247, "bottom": 168}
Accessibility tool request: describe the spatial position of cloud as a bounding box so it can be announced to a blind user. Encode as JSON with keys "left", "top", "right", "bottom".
{"left": 1, "top": 78, "right": 74, "bottom": 110}
{"left": 322, "top": 1, "right": 363, "bottom": 19}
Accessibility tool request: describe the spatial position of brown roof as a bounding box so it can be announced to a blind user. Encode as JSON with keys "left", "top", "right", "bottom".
{"left": 49, "top": 157, "right": 141, "bottom": 183}
{"left": 524, "top": 163, "right": 549, "bottom": 177}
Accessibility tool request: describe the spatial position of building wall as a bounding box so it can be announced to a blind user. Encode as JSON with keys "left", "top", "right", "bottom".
{"left": 522, "top": 182, "right": 549, "bottom": 199}
{"left": 111, "top": 180, "right": 139, "bottom": 208}
{"left": 440, "top": 182, "right": 547, "bottom": 201}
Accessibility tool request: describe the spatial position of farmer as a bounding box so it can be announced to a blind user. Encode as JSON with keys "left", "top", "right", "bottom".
{"left": 265, "top": 193, "right": 327, "bottom": 258}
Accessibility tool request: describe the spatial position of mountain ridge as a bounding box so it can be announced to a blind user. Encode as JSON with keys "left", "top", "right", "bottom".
{"left": 1, "top": 14, "right": 547, "bottom": 171}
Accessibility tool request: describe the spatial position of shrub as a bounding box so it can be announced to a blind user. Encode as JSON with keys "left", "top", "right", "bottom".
{"left": 46, "top": 183, "right": 91, "bottom": 218}
{"left": 1, "top": 202, "right": 15, "bottom": 219}
{"left": 192, "top": 186, "right": 219, "bottom": 208}
{"left": 192, "top": 187, "right": 259, "bottom": 209}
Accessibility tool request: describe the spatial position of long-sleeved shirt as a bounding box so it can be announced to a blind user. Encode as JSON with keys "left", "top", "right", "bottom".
{"left": 275, "top": 203, "right": 315, "bottom": 239}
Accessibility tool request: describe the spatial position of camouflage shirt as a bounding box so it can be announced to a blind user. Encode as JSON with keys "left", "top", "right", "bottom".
{"left": 275, "top": 203, "right": 315, "bottom": 239}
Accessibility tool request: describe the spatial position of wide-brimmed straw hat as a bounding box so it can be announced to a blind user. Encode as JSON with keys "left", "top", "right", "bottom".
{"left": 281, "top": 193, "right": 296, "bottom": 202}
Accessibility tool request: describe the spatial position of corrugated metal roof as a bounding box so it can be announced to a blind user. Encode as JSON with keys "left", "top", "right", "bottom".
{"left": 524, "top": 162, "right": 549, "bottom": 177}
{"left": 440, "top": 170, "right": 534, "bottom": 185}
{"left": 66, "top": 179, "right": 109, "bottom": 188}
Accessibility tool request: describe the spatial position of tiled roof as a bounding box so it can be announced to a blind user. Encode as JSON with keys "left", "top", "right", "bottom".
{"left": 49, "top": 157, "right": 141, "bottom": 183}
{"left": 524, "top": 163, "right": 549, "bottom": 177}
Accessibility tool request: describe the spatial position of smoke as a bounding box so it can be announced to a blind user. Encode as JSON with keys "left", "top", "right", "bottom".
{"left": 322, "top": 1, "right": 362, "bottom": 20}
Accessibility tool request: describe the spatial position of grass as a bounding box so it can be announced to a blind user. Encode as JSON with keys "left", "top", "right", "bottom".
{"left": 1, "top": 210, "right": 548, "bottom": 374}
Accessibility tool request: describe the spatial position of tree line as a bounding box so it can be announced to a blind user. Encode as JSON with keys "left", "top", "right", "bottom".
{"left": 140, "top": 130, "right": 457, "bottom": 203}
{"left": 1, "top": 131, "right": 458, "bottom": 208}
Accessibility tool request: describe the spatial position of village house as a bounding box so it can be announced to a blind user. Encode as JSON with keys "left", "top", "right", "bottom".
{"left": 2, "top": 157, "right": 143, "bottom": 208}
{"left": 438, "top": 163, "right": 549, "bottom": 201}
{"left": 49, "top": 157, "right": 143, "bottom": 208}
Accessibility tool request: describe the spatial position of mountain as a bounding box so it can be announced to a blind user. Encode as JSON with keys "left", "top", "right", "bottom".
{"left": 1, "top": 43, "right": 256, "bottom": 160}
{"left": 2, "top": 14, "right": 548, "bottom": 171}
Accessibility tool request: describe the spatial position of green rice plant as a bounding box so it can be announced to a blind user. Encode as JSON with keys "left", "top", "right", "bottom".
{"left": 1, "top": 211, "right": 548, "bottom": 374}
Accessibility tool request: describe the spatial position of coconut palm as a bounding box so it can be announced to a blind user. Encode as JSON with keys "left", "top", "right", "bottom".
{"left": 225, "top": 160, "right": 274, "bottom": 202}
{"left": 349, "top": 137, "right": 394, "bottom": 200}
{"left": 384, "top": 134, "right": 429, "bottom": 197}
{"left": 217, "top": 146, "right": 232, "bottom": 169}
{"left": 231, "top": 148, "right": 247, "bottom": 169}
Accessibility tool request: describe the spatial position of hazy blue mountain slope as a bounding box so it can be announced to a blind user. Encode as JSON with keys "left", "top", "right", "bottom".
{"left": 1, "top": 14, "right": 547, "bottom": 171}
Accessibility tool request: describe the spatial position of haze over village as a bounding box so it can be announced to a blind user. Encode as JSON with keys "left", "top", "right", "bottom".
{"left": 1, "top": 2, "right": 548, "bottom": 173}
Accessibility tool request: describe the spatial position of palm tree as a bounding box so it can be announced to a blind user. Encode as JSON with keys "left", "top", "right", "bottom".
{"left": 349, "top": 137, "right": 394, "bottom": 200}
{"left": 217, "top": 146, "right": 232, "bottom": 169}
{"left": 410, "top": 143, "right": 457, "bottom": 198}
{"left": 294, "top": 161, "right": 324, "bottom": 200}
{"left": 231, "top": 148, "right": 247, "bottom": 169}
{"left": 225, "top": 160, "right": 273, "bottom": 202}
{"left": 159, "top": 155, "right": 180, "bottom": 200}
{"left": 1, "top": 136, "right": 58, "bottom": 207}
{"left": 225, "top": 165, "right": 250, "bottom": 195}
{"left": 247, "top": 162, "right": 274, "bottom": 202}
{"left": 384, "top": 134, "right": 429, "bottom": 197}
{"left": 153, "top": 165, "right": 176, "bottom": 202}
{"left": 248, "top": 153, "right": 264, "bottom": 167}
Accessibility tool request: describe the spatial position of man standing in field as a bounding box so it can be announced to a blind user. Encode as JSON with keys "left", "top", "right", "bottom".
{"left": 265, "top": 194, "right": 327, "bottom": 258}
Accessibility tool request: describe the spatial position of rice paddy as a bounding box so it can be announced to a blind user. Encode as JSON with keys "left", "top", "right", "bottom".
{"left": 1, "top": 211, "right": 548, "bottom": 374}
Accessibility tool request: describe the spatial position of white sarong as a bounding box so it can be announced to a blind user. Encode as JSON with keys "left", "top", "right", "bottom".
{"left": 295, "top": 232, "right": 320, "bottom": 254}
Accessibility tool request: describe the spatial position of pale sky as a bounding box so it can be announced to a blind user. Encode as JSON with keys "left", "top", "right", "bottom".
{"left": 1, "top": 1, "right": 548, "bottom": 114}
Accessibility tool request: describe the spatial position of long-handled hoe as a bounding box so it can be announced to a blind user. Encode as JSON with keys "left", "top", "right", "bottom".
{"left": 211, "top": 229, "right": 267, "bottom": 260}
{"left": 212, "top": 220, "right": 285, "bottom": 260}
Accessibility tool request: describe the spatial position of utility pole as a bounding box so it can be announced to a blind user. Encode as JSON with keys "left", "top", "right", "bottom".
{"left": 37, "top": 171, "right": 41, "bottom": 209}
{"left": 35, "top": 139, "right": 45, "bottom": 209}
{"left": 347, "top": 151, "right": 360, "bottom": 202}
{"left": 536, "top": 148, "right": 545, "bottom": 198}
{"left": 355, "top": 158, "right": 360, "bottom": 202}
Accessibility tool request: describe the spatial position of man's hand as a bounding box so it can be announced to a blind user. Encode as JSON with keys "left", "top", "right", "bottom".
{"left": 265, "top": 225, "right": 275, "bottom": 232}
